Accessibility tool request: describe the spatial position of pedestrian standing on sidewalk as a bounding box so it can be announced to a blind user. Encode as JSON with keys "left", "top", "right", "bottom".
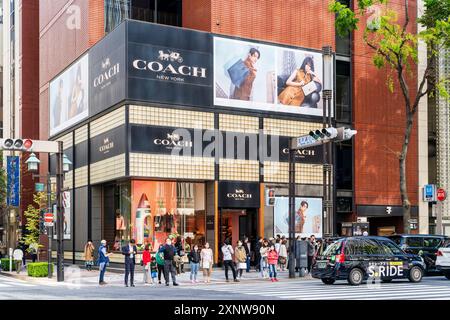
{"left": 98, "top": 240, "right": 112, "bottom": 285}
{"left": 122, "top": 239, "right": 138, "bottom": 287}
{"left": 155, "top": 245, "right": 166, "bottom": 284}
{"left": 254, "top": 237, "right": 263, "bottom": 272}
{"left": 84, "top": 240, "right": 95, "bottom": 271}
{"left": 150, "top": 256, "right": 158, "bottom": 284}
{"left": 221, "top": 239, "right": 239, "bottom": 282}
{"left": 307, "top": 236, "right": 316, "bottom": 274}
{"left": 13, "top": 247, "right": 23, "bottom": 274}
{"left": 259, "top": 240, "right": 269, "bottom": 278}
{"left": 29, "top": 242, "right": 39, "bottom": 263}
{"left": 142, "top": 244, "right": 152, "bottom": 284}
{"left": 267, "top": 244, "right": 279, "bottom": 282}
{"left": 278, "top": 239, "right": 288, "bottom": 271}
{"left": 175, "top": 236, "right": 185, "bottom": 274}
{"left": 235, "top": 240, "right": 247, "bottom": 279}
{"left": 201, "top": 242, "right": 213, "bottom": 283}
{"left": 159, "top": 238, "right": 179, "bottom": 286}
{"left": 188, "top": 244, "right": 201, "bottom": 284}
{"left": 243, "top": 237, "right": 252, "bottom": 273}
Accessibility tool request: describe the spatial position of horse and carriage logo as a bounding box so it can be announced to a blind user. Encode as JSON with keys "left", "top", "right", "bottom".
{"left": 158, "top": 50, "right": 183, "bottom": 63}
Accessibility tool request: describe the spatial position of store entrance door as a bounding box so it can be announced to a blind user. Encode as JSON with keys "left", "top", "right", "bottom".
{"left": 220, "top": 209, "right": 257, "bottom": 258}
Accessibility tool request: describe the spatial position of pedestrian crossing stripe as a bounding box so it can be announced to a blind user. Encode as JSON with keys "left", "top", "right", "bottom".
{"left": 188, "top": 281, "right": 450, "bottom": 300}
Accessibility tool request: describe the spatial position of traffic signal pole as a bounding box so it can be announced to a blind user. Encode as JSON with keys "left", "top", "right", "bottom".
{"left": 288, "top": 149, "right": 296, "bottom": 278}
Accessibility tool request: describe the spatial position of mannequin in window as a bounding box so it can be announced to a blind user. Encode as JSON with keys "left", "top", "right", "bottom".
{"left": 116, "top": 210, "right": 126, "bottom": 241}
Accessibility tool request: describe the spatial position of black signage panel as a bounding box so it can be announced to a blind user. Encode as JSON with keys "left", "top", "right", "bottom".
{"left": 89, "top": 22, "right": 127, "bottom": 116}
{"left": 90, "top": 125, "right": 126, "bottom": 164}
{"left": 218, "top": 181, "right": 260, "bottom": 208}
{"left": 263, "top": 134, "right": 323, "bottom": 164}
{"left": 127, "top": 20, "right": 212, "bottom": 108}
{"left": 130, "top": 125, "right": 212, "bottom": 157}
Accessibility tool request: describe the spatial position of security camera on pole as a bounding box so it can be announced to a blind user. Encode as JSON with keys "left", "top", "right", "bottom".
{"left": 1, "top": 138, "right": 71, "bottom": 282}
{"left": 287, "top": 127, "right": 357, "bottom": 278}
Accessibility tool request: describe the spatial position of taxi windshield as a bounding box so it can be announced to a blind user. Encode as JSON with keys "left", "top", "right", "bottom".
{"left": 322, "top": 241, "right": 343, "bottom": 256}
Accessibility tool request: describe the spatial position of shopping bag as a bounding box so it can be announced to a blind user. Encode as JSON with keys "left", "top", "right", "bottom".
{"left": 227, "top": 59, "right": 249, "bottom": 88}
{"left": 301, "top": 81, "right": 317, "bottom": 96}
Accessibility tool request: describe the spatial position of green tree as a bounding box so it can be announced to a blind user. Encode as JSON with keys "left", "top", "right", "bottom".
{"left": 21, "top": 192, "right": 46, "bottom": 253}
{"left": 329, "top": 0, "right": 450, "bottom": 233}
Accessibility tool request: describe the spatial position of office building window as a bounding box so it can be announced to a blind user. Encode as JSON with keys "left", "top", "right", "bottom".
{"left": 336, "top": 60, "right": 351, "bottom": 123}
{"left": 336, "top": 140, "right": 353, "bottom": 190}
{"left": 105, "top": 0, "right": 182, "bottom": 33}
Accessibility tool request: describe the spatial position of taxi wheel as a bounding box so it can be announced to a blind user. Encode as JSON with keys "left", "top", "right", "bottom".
{"left": 348, "top": 268, "right": 364, "bottom": 286}
{"left": 444, "top": 272, "right": 450, "bottom": 280}
{"left": 321, "top": 278, "right": 335, "bottom": 285}
{"left": 408, "top": 266, "right": 423, "bottom": 283}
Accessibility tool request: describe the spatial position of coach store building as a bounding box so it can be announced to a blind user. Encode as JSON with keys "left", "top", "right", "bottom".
{"left": 48, "top": 20, "right": 330, "bottom": 264}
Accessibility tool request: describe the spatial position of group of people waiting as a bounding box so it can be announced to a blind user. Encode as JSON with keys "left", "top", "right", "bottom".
{"left": 84, "top": 234, "right": 332, "bottom": 286}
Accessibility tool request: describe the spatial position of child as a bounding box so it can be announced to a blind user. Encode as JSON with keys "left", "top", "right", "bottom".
{"left": 267, "top": 244, "right": 279, "bottom": 282}
{"left": 150, "top": 256, "right": 158, "bottom": 285}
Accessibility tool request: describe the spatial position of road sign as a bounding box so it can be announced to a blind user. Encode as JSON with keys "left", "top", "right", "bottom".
{"left": 424, "top": 184, "right": 436, "bottom": 202}
{"left": 35, "top": 183, "right": 45, "bottom": 192}
{"left": 44, "top": 213, "right": 54, "bottom": 223}
{"left": 437, "top": 188, "right": 447, "bottom": 202}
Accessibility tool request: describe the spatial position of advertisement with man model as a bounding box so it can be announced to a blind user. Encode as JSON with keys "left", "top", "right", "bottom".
{"left": 49, "top": 54, "right": 89, "bottom": 136}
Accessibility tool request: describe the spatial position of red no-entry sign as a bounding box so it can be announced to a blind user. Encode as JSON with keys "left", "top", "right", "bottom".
{"left": 44, "top": 213, "right": 54, "bottom": 223}
{"left": 437, "top": 188, "right": 446, "bottom": 202}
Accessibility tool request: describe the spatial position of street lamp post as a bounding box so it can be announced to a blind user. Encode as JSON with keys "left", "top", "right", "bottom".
{"left": 288, "top": 149, "right": 296, "bottom": 278}
{"left": 25, "top": 141, "right": 71, "bottom": 282}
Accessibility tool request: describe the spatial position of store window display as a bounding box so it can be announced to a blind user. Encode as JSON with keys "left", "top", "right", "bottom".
{"left": 131, "top": 181, "right": 206, "bottom": 251}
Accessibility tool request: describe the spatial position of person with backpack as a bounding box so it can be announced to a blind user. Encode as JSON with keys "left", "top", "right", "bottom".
{"left": 84, "top": 240, "right": 95, "bottom": 271}
{"left": 98, "top": 240, "right": 112, "bottom": 285}
{"left": 267, "top": 244, "right": 279, "bottom": 282}
{"left": 155, "top": 244, "right": 166, "bottom": 284}
{"left": 221, "top": 239, "right": 239, "bottom": 282}
{"left": 159, "top": 238, "right": 179, "bottom": 286}
{"left": 188, "top": 244, "right": 201, "bottom": 284}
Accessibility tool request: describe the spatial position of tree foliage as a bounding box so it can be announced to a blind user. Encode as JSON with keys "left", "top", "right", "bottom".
{"left": 329, "top": 0, "right": 450, "bottom": 232}
{"left": 21, "top": 192, "right": 46, "bottom": 253}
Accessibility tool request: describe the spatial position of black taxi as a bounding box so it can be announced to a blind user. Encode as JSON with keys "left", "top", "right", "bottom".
{"left": 312, "top": 236, "right": 426, "bottom": 285}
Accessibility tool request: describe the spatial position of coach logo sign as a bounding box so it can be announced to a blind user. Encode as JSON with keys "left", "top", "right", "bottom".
{"left": 219, "top": 182, "right": 260, "bottom": 208}
{"left": 132, "top": 48, "right": 207, "bottom": 83}
{"left": 227, "top": 189, "right": 252, "bottom": 200}
{"left": 93, "top": 57, "right": 120, "bottom": 89}
{"left": 153, "top": 133, "right": 193, "bottom": 149}
{"left": 99, "top": 137, "right": 114, "bottom": 154}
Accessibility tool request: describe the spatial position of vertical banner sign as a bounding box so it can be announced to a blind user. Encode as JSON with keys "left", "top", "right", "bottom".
{"left": 53, "top": 192, "right": 71, "bottom": 240}
{"left": 6, "top": 156, "right": 20, "bottom": 207}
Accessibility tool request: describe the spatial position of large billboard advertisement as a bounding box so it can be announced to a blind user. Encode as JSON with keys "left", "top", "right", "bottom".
{"left": 214, "top": 37, "right": 326, "bottom": 117}
{"left": 273, "top": 196, "right": 322, "bottom": 238}
{"left": 49, "top": 54, "right": 89, "bottom": 136}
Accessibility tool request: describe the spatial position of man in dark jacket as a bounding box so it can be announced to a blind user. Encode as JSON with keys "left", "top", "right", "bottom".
{"left": 243, "top": 237, "right": 252, "bottom": 273}
{"left": 159, "top": 238, "right": 179, "bottom": 286}
{"left": 254, "top": 237, "right": 263, "bottom": 272}
{"left": 122, "top": 239, "right": 138, "bottom": 287}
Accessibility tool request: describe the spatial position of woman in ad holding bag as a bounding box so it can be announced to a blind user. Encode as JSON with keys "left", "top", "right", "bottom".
{"left": 201, "top": 242, "right": 213, "bottom": 283}
{"left": 278, "top": 56, "right": 321, "bottom": 107}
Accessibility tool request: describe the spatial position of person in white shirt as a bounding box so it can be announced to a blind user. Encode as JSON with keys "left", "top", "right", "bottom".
{"left": 13, "top": 248, "right": 24, "bottom": 274}
{"left": 221, "top": 239, "right": 239, "bottom": 282}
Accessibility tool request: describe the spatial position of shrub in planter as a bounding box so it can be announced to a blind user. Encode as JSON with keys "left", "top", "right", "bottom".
{"left": 27, "top": 262, "right": 53, "bottom": 277}
{"left": 0, "top": 258, "right": 16, "bottom": 271}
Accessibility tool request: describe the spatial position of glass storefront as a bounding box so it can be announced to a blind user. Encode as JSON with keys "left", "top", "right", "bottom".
{"left": 130, "top": 181, "right": 206, "bottom": 251}
{"left": 107, "top": 180, "right": 206, "bottom": 252}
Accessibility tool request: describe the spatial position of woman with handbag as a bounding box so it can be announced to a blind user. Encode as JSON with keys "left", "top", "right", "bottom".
{"left": 142, "top": 244, "right": 153, "bottom": 284}
{"left": 200, "top": 242, "right": 213, "bottom": 283}
{"left": 279, "top": 239, "right": 288, "bottom": 271}
{"left": 235, "top": 240, "right": 247, "bottom": 279}
{"left": 84, "top": 240, "right": 95, "bottom": 271}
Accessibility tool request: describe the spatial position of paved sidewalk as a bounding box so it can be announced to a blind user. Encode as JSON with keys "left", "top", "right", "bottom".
{"left": 1, "top": 265, "right": 314, "bottom": 287}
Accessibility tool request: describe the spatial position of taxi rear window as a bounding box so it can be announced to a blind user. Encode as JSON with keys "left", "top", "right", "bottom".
{"left": 323, "top": 241, "right": 343, "bottom": 256}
